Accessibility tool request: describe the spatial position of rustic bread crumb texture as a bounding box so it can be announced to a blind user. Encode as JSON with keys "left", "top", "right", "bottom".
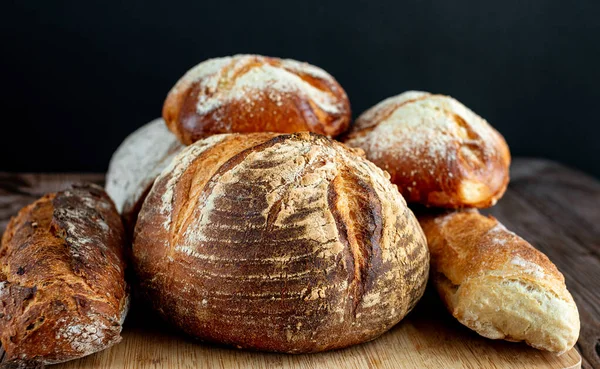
{"left": 418, "top": 210, "right": 580, "bottom": 354}
{"left": 163, "top": 55, "right": 351, "bottom": 144}
{"left": 133, "top": 132, "right": 429, "bottom": 353}
{"left": 343, "top": 91, "right": 510, "bottom": 208}
{"left": 0, "top": 184, "right": 129, "bottom": 364}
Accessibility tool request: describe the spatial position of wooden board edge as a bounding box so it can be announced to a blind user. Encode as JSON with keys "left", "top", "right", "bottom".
{"left": 564, "top": 348, "right": 582, "bottom": 369}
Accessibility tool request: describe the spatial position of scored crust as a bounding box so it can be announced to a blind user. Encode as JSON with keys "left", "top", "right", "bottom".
{"left": 163, "top": 55, "right": 351, "bottom": 144}
{"left": 418, "top": 210, "right": 580, "bottom": 354}
{"left": 343, "top": 91, "right": 511, "bottom": 208}
{"left": 0, "top": 184, "right": 129, "bottom": 364}
{"left": 133, "top": 132, "right": 429, "bottom": 353}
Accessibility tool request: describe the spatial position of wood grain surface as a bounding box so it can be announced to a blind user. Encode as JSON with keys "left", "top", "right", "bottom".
{"left": 0, "top": 158, "right": 597, "bottom": 368}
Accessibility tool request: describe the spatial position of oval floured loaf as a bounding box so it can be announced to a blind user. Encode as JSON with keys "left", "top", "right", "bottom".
{"left": 343, "top": 91, "right": 510, "bottom": 208}
{"left": 133, "top": 132, "right": 429, "bottom": 353}
{"left": 162, "top": 55, "right": 351, "bottom": 145}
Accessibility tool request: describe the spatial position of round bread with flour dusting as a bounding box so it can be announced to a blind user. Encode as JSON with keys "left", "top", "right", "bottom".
{"left": 133, "top": 132, "right": 429, "bottom": 353}
{"left": 106, "top": 118, "right": 184, "bottom": 235}
{"left": 162, "top": 55, "right": 351, "bottom": 145}
{"left": 343, "top": 91, "right": 511, "bottom": 208}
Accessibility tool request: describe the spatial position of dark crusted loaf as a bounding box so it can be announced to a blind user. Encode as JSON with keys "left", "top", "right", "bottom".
{"left": 0, "top": 184, "right": 129, "bottom": 364}
{"left": 133, "top": 132, "right": 429, "bottom": 353}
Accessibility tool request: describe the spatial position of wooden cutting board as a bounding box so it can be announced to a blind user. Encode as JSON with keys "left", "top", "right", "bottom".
{"left": 1, "top": 158, "right": 598, "bottom": 369}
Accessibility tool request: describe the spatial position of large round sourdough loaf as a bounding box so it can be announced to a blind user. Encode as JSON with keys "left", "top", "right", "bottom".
{"left": 133, "top": 132, "right": 429, "bottom": 353}
{"left": 163, "top": 55, "right": 351, "bottom": 145}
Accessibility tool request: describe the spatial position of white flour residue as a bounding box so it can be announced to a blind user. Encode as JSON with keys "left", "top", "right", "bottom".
{"left": 346, "top": 92, "right": 503, "bottom": 183}
{"left": 510, "top": 256, "right": 546, "bottom": 279}
{"left": 168, "top": 56, "right": 232, "bottom": 96}
{"left": 0, "top": 281, "right": 7, "bottom": 298}
{"left": 194, "top": 58, "right": 342, "bottom": 116}
{"left": 487, "top": 221, "right": 518, "bottom": 246}
{"left": 106, "top": 118, "right": 184, "bottom": 214}
{"left": 55, "top": 318, "right": 110, "bottom": 355}
{"left": 352, "top": 91, "right": 429, "bottom": 131}
{"left": 159, "top": 134, "right": 228, "bottom": 229}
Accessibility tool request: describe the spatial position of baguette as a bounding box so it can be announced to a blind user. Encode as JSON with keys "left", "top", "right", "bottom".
{"left": 0, "top": 184, "right": 129, "bottom": 364}
{"left": 418, "top": 209, "right": 579, "bottom": 354}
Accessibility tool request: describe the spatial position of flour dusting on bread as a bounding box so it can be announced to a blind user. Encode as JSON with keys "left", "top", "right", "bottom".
{"left": 158, "top": 134, "right": 228, "bottom": 228}
{"left": 189, "top": 56, "right": 343, "bottom": 117}
{"left": 0, "top": 184, "right": 128, "bottom": 364}
{"left": 55, "top": 318, "right": 110, "bottom": 354}
{"left": 344, "top": 91, "right": 510, "bottom": 208}
{"left": 510, "top": 256, "right": 546, "bottom": 279}
{"left": 418, "top": 210, "right": 580, "bottom": 354}
{"left": 106, "top": 118, "right": 184, "bottom": 215}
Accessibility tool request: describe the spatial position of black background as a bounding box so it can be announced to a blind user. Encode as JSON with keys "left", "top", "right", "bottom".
{"left": 2, "top": 1, "right": 599, "bottom": 177}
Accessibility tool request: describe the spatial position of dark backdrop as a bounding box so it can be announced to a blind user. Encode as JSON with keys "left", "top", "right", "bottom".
{"left": 2, "top": 1, "right": 599, "bottom": 177}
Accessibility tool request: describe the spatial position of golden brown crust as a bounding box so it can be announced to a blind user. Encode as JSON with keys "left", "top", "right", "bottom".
{"left": 133, "top": 132, "right": 429, "bottom": 353}
{"left": 418, "top": 210, "right": 580, "bottom": 354}
{"left": 0, "top": 184, "right": 129, "bottom": 364}
{"left": 162, "top": 55, "right": 351, "bottom": 145}
{"left": 343, "top": 91, "right": 511, "bottom": 208}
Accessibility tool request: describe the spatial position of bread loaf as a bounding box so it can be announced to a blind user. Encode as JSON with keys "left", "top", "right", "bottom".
{"left": 418, "top": 210, "right": 579, "bottom": 354}
{"left": 106, "top": 118, "right": 184, "bottom": 235}
{"left": 343, "top": 91, "right": 510, "bottom": 208}
{"left": 163, "top": 55, "right": 351, "bottom": 145}
{"left": 133, "top": 132, "right": 429, "bottom": 353}
{"left": 0, "top": 184, "right": 129, "bottom": 364}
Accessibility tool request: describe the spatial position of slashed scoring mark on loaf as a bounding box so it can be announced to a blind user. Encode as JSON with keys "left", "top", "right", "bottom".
{"left": 327, "top": 170, "right": 384, "bottom": 313}
{"left": 510, "top": 256, "right": 546, "bottom": 279}
{"left": 53, "top": 188, "right": 123, "bottom": 274}
{"left": 345, "top": 92, "right": 504, "bottom": 189}
{"left": 174, "top": 239, "right": 339, "bottom": 264}
{"left": 433, "top": 209, "right": 478, "bottom": 228}
{"left": 168, "top": 56, "right": 232, "bottom": 96}
{"left": 186, "top": 55, "right": 342, "bottom": 118}
{"left": 181, "top": 137, "right": 343, "bottom": 256}
{"left": 486, "top": 221, "right": 517, "bottom": 246}
{"left": 280, "top": 59, "right": 337, "bottom": 81}
{"left": 159, "top": 134, "right": 228, "bottom": 230}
